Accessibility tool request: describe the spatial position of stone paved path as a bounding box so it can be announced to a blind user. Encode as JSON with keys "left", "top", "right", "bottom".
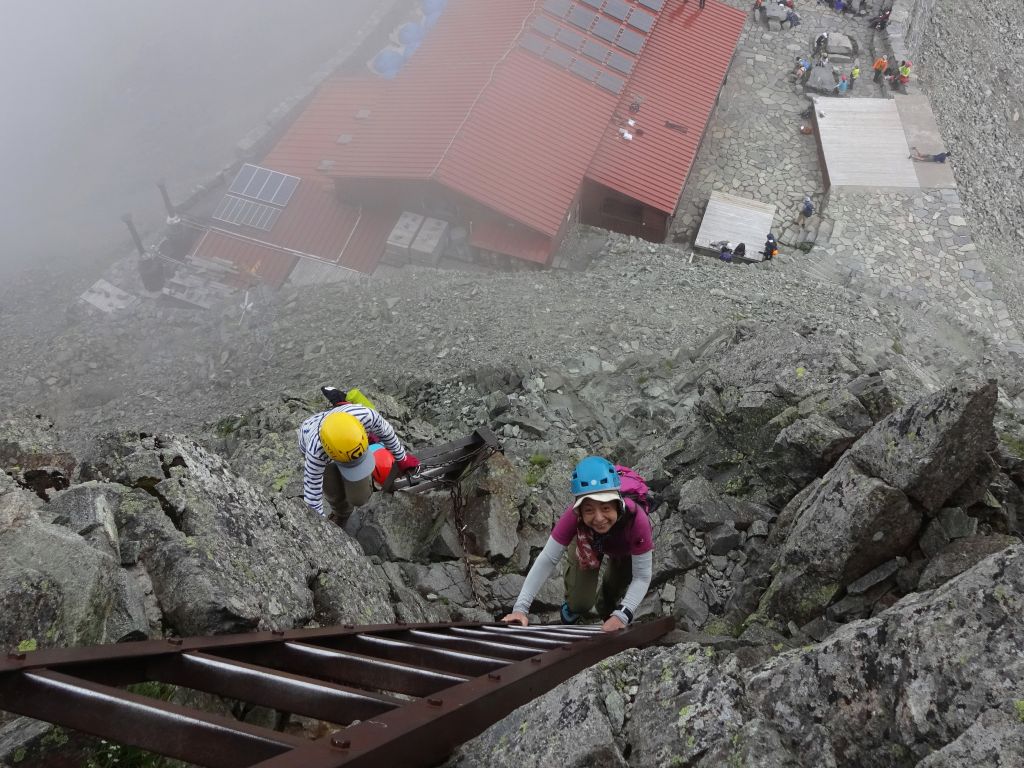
{"left": 675, "top": 0, "right": 1024, "bottom": 354}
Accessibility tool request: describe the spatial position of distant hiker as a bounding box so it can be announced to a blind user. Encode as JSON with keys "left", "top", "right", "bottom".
{"left": 763, "top": 233, "right": 779, "bottom": 260}
{"left": 909, "top": 147, "right": 952, "bottom": 163}
{"left": 836, "top": 74, "right": 849, "bottom": 95}
{"left": 814, "top": 32, "right": 829, "bottom": 56}
{"left": 858, "top": 0, "right": 869, "bottom": 14}
{"left": 784, "top": 9, "right": 801, "bottom": 28}
{"left": 873, "top": 54, "right": 888, "bottom": 83}
{"left": 795, "top": 194, "right": 815, "bottom": 225}
{"left": 889, "top": 60, "right": 912, "bottom": 91}
{"left": 752, "top": 0, "right": 764, "bottom": 15}
{"left": 733, "top": 242, "right": 747, "bottom": 260}
{"left": 833, "top": 0, "right": 846, "bottom": 13}
{"left": 502, "top": 457, "right": 654, "bottom": 633}
{"left": 850, "top": 61, "right": 860, "bottom": 90}
{"left": 298, "top": 399, "right": 419, "bottom": 524}
{"left": 869, "top": 7, "right": 891, "bottom": 28}
{"left": 792, "top": 56, "right": 811, "bottom": 79}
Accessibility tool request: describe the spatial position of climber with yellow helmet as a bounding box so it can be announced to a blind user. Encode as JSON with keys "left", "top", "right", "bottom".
{"left": 297, "top": 394, "right": 419, "bottom": 523}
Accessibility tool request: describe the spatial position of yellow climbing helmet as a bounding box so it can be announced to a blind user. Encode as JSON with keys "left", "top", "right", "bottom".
{"left": 319, "top": 411, "right": 368, "bottom": 463}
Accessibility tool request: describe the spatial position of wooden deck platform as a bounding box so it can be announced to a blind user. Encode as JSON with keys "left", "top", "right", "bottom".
{"left": 812, "top": 97, "right": 920, "bottom": 190}
{"left": 694, "top": 191, "right": 777, "bottom": 261}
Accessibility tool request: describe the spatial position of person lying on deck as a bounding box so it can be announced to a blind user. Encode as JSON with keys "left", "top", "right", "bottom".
{"left": 909, "top": 146, "right": 951, "bottom": 163}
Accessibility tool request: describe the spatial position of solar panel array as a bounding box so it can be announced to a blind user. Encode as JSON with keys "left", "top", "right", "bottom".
{"left": 523, "top": 0, "right": 661, "bottom": 94}
{"left": 214, "top": 164, "right": 301, "bottom": 232}
{"left": 212, "top": 195, "right": 282, "bottom": 232}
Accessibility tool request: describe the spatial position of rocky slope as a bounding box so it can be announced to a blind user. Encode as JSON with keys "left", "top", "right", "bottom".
{"left": 3, "top": 0, "right": 1024, "bottom": 763}
{"left": 2, "top": 318, "right": 1023, "bottom": 766}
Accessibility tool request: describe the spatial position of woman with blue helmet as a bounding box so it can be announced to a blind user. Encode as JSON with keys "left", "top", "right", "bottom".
{"left": 502, "top": 456, "right": 654, "bottom": 632}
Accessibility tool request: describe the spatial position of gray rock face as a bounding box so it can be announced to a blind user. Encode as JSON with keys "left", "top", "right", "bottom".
{"left": 87, "top": 433, "right": 394, "bottom": 635}
{"left": 752, "top": 378, "right": 1004, "bottom": 628}
{"left": 345, "top": 491, "right": 449, "bottom": 562}
{"left": 447, "top": 654, "right": 636, "bottom": 768}
{"left": 0, "top": 478, "right": 141, "bottom": 649}
{"left": 625, "top": 545, "right": 1024, "bottom": 768}
{"left": 705, "top": 523, "right": 742, "bottom": 556}
{"left": 914, "top": 708, "right": 1024, "bottom": 768}
{"left": 401, "top": 561, "right": 478, "bottom": 607}
{"left": 0, "top": 416, "right": 77, "bottom": 500}
{"left": 458, "top": 453, "right": 527, "bottom": 561}
{"left": 770, "top": 413, "right": 856, "bottom": 486}
{"left": 758, "top": 456, "right": 920, "bottom": 625}
{"left": 848, "top": 377, "right": 998, "bottom": 512}
{"left": 649, "top": 513, "right": 700, "bottom": 585}
{"left": 678, "top": 476, "right": 751, "bottom": 532}
{"left": 917, "top": 534, "right": 1019, "bottom": 590}
{"left": 47, "top": 481, "right": 124, "bottom": 559}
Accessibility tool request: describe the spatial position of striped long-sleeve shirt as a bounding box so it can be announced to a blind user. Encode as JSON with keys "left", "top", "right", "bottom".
{"left": 298, "top": 404, "right": 408, "bottom": 516}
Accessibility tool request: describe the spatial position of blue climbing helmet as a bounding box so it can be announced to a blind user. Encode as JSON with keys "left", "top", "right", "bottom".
{"left": 570, "top": 456, "right": 621, "bottom": 496}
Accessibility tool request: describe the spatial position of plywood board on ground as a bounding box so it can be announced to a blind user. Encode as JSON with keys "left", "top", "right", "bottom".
{"left": 895, "top": 94, "right": 956, "bottom": 190}
{"left": 288, "top": 258, "right": 357, "bottom": 286}
{"left": 694, "top": 191, "right": 776, "bottom": 261}
{"left": 813, "top": 97, "right": 919, "bottom": 189}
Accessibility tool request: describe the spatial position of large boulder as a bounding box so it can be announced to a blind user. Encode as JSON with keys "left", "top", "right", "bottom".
{"left": 754, "top": 378, "right": 1001, "bottom": 627}
{"left": 649, "top": 512, "right": 700, "bottom": 586}
{"left": 769, "top": 413, "right": 856, "bottom": 487}
{"left": 0, "top": 474, "right": 145, "bottom": 649}
{"left": 847, "top": 377, "right": 998, "bottom": 512}
{"left": 693, "top": 328, "right": 879, "bottom": 455}
{"left": 915, "top": 708, "right": 1024, "bottom": 768}
{"left": 46, "top": 481, "right": 124, "bottom": 559}
{"left": 917, "top": 534, "right": 1020, "bottom": 590}
{"left": 756, "top": 456, "right": 919, "bottom": 625}
{"left": 345, "top": 490, "right": 450, "bottom": 562}
{"left": 0, "top": 416, "right": 76, "bottom": 500}
{"left": 458, "top": 453, "right": 527, "bottom": 561}
{"left": 447, "top": 652, "right": 638, "bottom": 768}
{"left": 625, "top": 545, "right": 1024, "bottom": 767}
{"left": 82, "top": 433, "right": 394, "bottom": 635}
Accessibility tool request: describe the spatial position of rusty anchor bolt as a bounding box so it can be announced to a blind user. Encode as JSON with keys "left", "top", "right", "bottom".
{"left": 530, "top": 657, "right": 542, "bottom": 664}
{"left": 271, "top": 629, "right": 285, "bottom": 636}
{"left": 167, "top": 638, "right": 183, "bottom": 646}
{"left": 487, "top": 672, "right": 502, "bottom": 681}
{"left": 7, "top": 652, "right": 26, "bottom": 661}
{"left": 427, "top": 698, "right": 444, "bottom": 707}
{"left": 330, "top": 735, "right": 351, "bottom": 750}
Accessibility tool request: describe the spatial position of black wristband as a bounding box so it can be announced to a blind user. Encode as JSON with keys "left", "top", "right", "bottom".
{"left": 615, "top": 605, "right": 634, "bottom": 623}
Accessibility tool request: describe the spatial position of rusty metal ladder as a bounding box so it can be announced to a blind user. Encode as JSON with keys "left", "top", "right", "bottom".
{"left": 381, "top": 427, "right": 503, "bottom": 494}
{"left": 0, "top": 619, "right": 673, "bottom": 767}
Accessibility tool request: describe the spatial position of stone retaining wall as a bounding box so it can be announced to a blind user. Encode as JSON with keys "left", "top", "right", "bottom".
{"left": 888, "top": 0, "right": 939, "bottom": 61}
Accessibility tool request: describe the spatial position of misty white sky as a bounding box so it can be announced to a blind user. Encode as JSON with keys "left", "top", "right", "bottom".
{"left": 0, "top": 0, "right": 377, "bottom": 279}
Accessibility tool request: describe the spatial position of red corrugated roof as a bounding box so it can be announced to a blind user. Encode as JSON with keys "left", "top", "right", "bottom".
{"left": 439, "top": 49, "right": 617, "bottom": 236}
{"left": 468, "top": 214, "right": 555, "bottom": 265}
{"left": 323, "top": 0, "right": 538, "bottom": 181}
{"left": 587, "top": 0, "right": 746, "bottom": 214}
{"left": 198, "top": 0, "right": 744, "bottom": 280}
{"left": 192, "top": 230, "right": 298, "bottom": 289}
{"left": 261, "top": 78, "right": 386, "bottom": 181}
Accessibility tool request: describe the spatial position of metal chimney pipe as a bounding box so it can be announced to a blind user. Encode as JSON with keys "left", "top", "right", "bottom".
{"left": 156, "top": 179, "right": 178, "bottom": 220}
{"left": 121, "top": 213, "right": 147, "bottom": 256}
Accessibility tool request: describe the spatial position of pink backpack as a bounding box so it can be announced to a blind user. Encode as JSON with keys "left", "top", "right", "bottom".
{"left": 615, "top": 465, "right": 652, "bottom": 517}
